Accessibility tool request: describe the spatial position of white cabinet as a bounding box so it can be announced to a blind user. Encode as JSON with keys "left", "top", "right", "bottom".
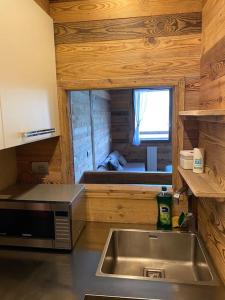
{"left": 0, "top": 0, "right": 59, "bottom": 148}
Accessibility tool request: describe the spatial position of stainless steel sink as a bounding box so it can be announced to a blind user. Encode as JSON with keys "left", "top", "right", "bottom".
{"left": 96, "top": 229, "right": 220, "bottom": 285}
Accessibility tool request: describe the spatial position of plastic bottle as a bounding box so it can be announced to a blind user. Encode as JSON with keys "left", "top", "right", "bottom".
{"left": 193, "top": 148, "right": 205, "bottom": 173}
{"left": 157, "top": 186, "right": 172, "bottom": 230}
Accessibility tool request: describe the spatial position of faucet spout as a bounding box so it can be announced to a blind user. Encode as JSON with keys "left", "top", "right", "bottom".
{"left": 173, "top": 186, "right": 188, "bottom": 203}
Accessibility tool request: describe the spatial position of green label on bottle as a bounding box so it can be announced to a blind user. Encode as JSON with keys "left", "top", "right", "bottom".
{"left": 159, "top": 204, "right": 170, "bottom": 225}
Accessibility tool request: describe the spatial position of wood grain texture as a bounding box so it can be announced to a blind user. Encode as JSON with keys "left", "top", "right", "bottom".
{"left": 55, "top": 35, "right": 201, "bottom": 87}
{"left": 200, "top": 36, "right": 225, "bottom": 109}
{"left": 202, "top": 0, "right": 225, "bottom": 55}
{"left": 198, "top": 0, "right": 225, "bottom": 283}
{"left": 172, "top": 79, "right": 185, "bottom": 189}
{"left": 34, "top": 0, "right": 49, "bottom": 14}
{"left": 16, "top": 137, "right": 63, "bottom": 184}
{"left": 198, "top": 198, "right": 225, "bottom": 282}
{"left": 84, "top": 184, "right": 161, "bottom": 224}
{"left": 58, "top": 88, "right": 74, "bottom": 183}
{"left": 54, "top": 13, "right": 201, "bottom": 44}
{"left": 50, "top": 0, "right": 202, "bottom": 23}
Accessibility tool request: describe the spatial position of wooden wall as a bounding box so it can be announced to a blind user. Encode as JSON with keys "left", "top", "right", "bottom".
{"left": 70, "top": 90, "right": 111, "bottom": 182}
{"left": 17, "top": 1, "right": 201, "bottom": 185}
{"left": 91, "top": 90, "right": 111, "bottom": 168}
{"left": 110, "top": 89, "right": 172, "bottom": 171}
{"left": 49, "top": 0, "right": 201, "bottom": 90}
{"left": 16, "top": 137, "right": 63, "bottom": 184}
{"left": 70, "top": 91, "right": 94, "bottom": 182}
{"left": 0, "top": 149, "right": 17, "bottom": 190}
{"left": 198, "top": 0, "right": 225, "bottom": 283}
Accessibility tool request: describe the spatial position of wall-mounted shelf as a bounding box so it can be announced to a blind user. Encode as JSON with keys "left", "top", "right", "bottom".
{"left": 178, "top": 167, "right": 225, "bottom": 198}
{"left": 179, "top": 109, "right": 225, "bottom": 116}
{"left": 179, "top": 109, "right": 225, "bottom": 123}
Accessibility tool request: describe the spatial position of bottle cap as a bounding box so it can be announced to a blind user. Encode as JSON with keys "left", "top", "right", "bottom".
{"left": 161, "top": 186, "right": 167, "bottom": 192}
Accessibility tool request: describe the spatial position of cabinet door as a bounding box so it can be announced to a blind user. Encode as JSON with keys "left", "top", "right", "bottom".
{"left": 0, "top": 0, "right": 59, "bottom": 148}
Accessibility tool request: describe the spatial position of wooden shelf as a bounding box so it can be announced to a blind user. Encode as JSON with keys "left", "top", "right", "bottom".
{"left": 179, "top": 109, "right": 225, "bottom": 116}
{"left": 178, "top": 167, "right": 225, "bottom": 198}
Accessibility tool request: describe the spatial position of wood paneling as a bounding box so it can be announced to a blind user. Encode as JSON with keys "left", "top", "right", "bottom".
{"left": 17, "top": 1, "right": 201, "bottom": 189}
{"left": 34, "top": 0, "right": 49, "bottom": 14}
{"left": 198, "top": 0, "right": 225, "bottom": 283}
{"left": 200, "top": 36, "right": 225, "bottom": 109}
{"left": 84, "top": 184, "right": 160, "bottom": 224}
{"left": 16, "top": 137, "right": 63, "bottom": 184}
{"left": 202, "top": 0, "right": 225, "bottom": 55}
{"left": 54, "top": 13, "right": 201, "bottom": 44}
{"left": 83, "top": 184, "right": 187, "bottom": 225}
{"left": 51, "top": 0, "right": 201, "bottom": 90}
{"left": 0, "top": 149, "right": 17, "bottom": 190}
{"left": 58, "top": 88, "right": 74, "bottom": 183}
{"left": 55, "top": 35, "right": 201, "bottom": 88}
{"left": 50, "top": 0, "right": 202, "bottom": 23}
{"left": 81, "top": 171, "right": 172, "bottom": 185}
{"left": 198, "top": 197, "right": 225, "bottom": 282}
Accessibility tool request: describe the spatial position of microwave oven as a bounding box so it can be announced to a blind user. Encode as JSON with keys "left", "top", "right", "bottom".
{"left": 0, "top": 184, "right": 85, "bottom": 250}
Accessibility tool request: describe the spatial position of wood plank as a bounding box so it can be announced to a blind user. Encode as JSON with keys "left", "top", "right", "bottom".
{"left": 55, "top": 37, "right": 200, "bottom": 85}
{"left": 54, "top": 12, "right": 201, "bottom": 44}
{"left": 200, "top": 35, "right": 225, "bottom": 109}
{"left": 83, "top": 184, "right": 163, "bottom": 224}
{"left": 58, "top": 88, "right": 74, "bottom": 183}
{"left": 80, "top": 171, "right": 172, "bottom": 185}
{"left": 198, "top": 198, "right": 225, "bottom": 283}
{"left": 58, "top": 76, "right": 182, "bottom": 91}
{"left": 16, "top": 137, "right": 63, "bottom": 184}
{"left": 50, "top": 0, "right": 202, "bottom": 23}
{"left": 179, "top": 109, "right": 225, "bottom": 116}
{"left": 172, "top": 80, "right": 185, "bottom": 189}
{"left": 178, "top": 167, "right": 225, "bottom": 198}
{"left": 199, "top": 122, "right": 225, "bottom": 189}
{"left": 202, "top": 0, "right": 225, "bottom": 54}
{"left": 185, "top": 76, "right": 200, "bottom": 110}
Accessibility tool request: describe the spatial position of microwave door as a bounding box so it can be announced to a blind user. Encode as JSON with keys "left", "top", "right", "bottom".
{"left": 0, "top": 209, "right": 55, "bottom": 239}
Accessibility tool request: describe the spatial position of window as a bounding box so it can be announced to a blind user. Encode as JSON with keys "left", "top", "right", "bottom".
{"left": 133, "top": 88, "right": 172, "bottom": 143}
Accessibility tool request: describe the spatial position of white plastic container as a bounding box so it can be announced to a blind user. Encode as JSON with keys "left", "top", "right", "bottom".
{"left": 193, "top": 148, "right": 205, "bottom": 173}
{"left": 180, "top": 150, "right": 194, "bottom": 170}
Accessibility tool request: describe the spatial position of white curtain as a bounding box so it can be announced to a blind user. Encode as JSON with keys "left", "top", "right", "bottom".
{"left": 132, "top": 89, "right": 148, "bottom": 146}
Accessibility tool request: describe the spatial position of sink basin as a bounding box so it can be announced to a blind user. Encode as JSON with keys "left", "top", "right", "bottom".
{"left": 96, "top": 229, "right": 220, "bottom": 285}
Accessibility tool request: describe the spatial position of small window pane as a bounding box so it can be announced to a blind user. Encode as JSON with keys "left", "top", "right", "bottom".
{"left": 135, "top": 89, "right": 171, "bottom": 141}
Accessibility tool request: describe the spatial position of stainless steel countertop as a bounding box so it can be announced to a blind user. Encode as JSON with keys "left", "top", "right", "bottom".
{"left": 0, "top": 184, "right": 84, "bottom": 203}
{"left": 0, "top": 222, "right": 224, "bottom": 300}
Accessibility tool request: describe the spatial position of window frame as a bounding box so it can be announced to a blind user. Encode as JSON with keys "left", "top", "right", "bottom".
{"left": 132, "top": 87, "right": 173, "bottom": 144}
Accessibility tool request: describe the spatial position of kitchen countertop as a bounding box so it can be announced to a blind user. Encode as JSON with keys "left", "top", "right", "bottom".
{"left": 0, "top": 222, "right": 224, "bottom": 300}
{"left": 0, "top": 184, "right": 84, "bottom": 203}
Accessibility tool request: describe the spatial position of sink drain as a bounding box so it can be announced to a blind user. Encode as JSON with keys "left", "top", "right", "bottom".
{"left": 143, "top": 268, "right": 165, "bottom": 279}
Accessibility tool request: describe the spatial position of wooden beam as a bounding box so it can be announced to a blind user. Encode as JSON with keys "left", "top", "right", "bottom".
{"left": 58, "top": 88, "right": 74, "bottom": 183}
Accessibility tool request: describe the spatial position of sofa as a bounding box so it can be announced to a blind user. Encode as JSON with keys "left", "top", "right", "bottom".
{"left": 97, "top": 151, "right": 146, "bottom": 172}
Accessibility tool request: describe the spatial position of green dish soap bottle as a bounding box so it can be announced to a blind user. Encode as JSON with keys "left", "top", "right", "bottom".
{"left": 157, "top": 186, "right": 172, "bottom": 230}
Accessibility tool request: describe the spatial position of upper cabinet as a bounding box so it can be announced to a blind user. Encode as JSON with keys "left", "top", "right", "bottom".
{"left": 0, "top": 0, "right": 59, "bottom": 148}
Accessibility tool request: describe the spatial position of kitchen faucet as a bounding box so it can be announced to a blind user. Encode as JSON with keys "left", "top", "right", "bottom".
{"left": 173, "top": 186, "right": 196, "bottom": 233}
